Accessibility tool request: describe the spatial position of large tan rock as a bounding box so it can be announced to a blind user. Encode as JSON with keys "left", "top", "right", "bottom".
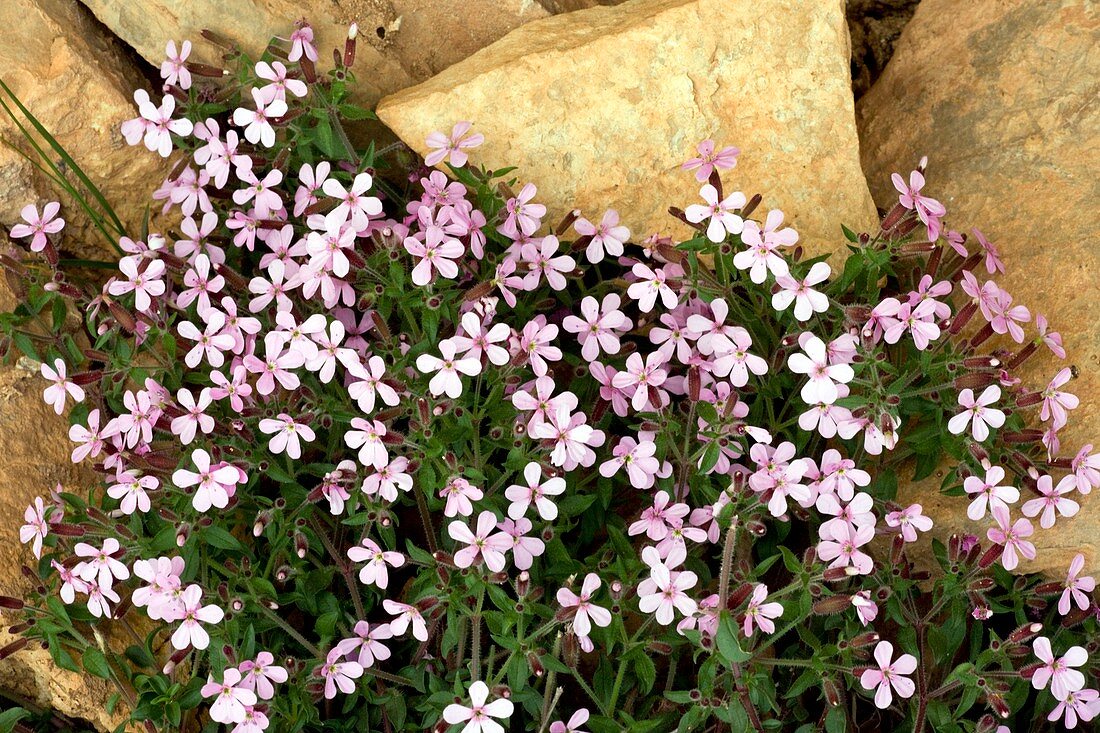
{"left": 858, "top": 0, "right": 1100, "bottom": 575}
{"left": 0, "top": 0, "right": 169, "bottom": 259}
{"left": 376, "top": 0, "right": 880, "bottom": 248}
{"left": 77, "top": 0, "right": 550, "bottom": 107}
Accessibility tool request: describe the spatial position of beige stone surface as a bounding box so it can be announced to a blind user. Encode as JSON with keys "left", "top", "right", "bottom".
{"left": 77, "top": 0, "right": 549, "bottom": 107}
{"left": 0, "top": 0, "right": 168, "bottom": 259}
{"left": 376, "top": 0, "right": 880, "bottom": 250}
{"left": 859, "top": 0, "right": 1100, "bottom": 575}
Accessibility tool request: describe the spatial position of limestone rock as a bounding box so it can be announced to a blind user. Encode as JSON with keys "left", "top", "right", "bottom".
{"left": 858, "top": 0, "right": 1100, "bottom": 575}
{"left": 77, "top": 0, "right": 549, "bottom": 107}
{"left": 0, "top": 0, "right": 169, "bottom": 260}
{"left": 376, "top": 0, "right": 879, "bottom": 252}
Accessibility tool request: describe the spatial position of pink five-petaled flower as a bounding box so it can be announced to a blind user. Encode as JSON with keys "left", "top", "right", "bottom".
{"left": 109, "top": 257, "right": 166, "bottom": 312}
{"left": 557, "top": 573, "right": 612, "bottom": 637}
{"left": 449, "top": 511, "right": 511, "bottom": 573}
{"left": 971, "top": 227, "right": 1005, "bottom": 275}
{"left": 232, "top": 88, "right": 286, "bottom": 148}
{"left": 258, "top": 412, "right": 316, "bottom": 460}
{"left": 238, "top": 651, "right": 288, "bottom": 700}
{"left": 626, "top": 263, "right": 678, "bottom": 313}
{"left": 173, "top": 448, "right": 240, "bottom": 512}
{"left": 600, "top": 435, "right": 660, "bottom": 489}
{"left": 255, "top": 60, "right": 307, "bottom": 103}
{"left": 1022, "top": 474, "right": 1080, "bottom": 529}
{"left": 549, "top": 708, "right": 591, "bottom": 733}
{"left": 171, "top": 387, "right": 214, "bottom": 445}
{"left": 344, "top": 418, "right": 389, "bottom": 469}
{"left": 416, "top": 339, "right": 481, "bottom": 398}
{"left": 575, "top": 209, "right": 629, "bottom": 264}
{"left": 442, "top": 680, "right": 514, "bottom": 733}
{"left": 201, "top": 667, "right": 257, "bottom": 725}
{"left": 1032, "top": 636, "right": 1087, "bottom": 700}
{"left": 531, "top": 403, "right": 605, "bottom": 471}
{"left": 323, "top": 172, "right": 383, "bottom": 230}
{"left": 884, "top": 503, "right": 934, "bottom": 543}
{"left": 505, "top": 462, "right": 565, "bottom": 521}
{"left": 743, "top": 584, "right": 783, "bottom": 637}
{"left": 170, "top": 584, "right": 224, "bottom": 651}
{"left": 501, "top": 183, "right": 546, "bottom": 238}
{"left": 75, "top": 537, "right": 130, "bottom": 591}
{"left": 947, "top": 385, "right": 1005, "bottom": 441}
{"left": 319, "top": 646, "right": 363, "bottom": 699}
{"left": 160, "top": 40, "right": 192, "bottom": 89}
{"left": 963, "top": 465, "right": 1019, "bottom": 521}
{"left": 816, "top": 521, "right": 874, "bottom": 575}
{"left": 106, "top": 469, "right": 156, "bottom": 515}
{"left": 521, "top": 235, "right": 575, "bottom": 291}
{"left": 41, "top": 358, "right": 84, "bottom": 415}
{"left": 347, "top": 538, "right": 405, "bottom": 589}
{"left": 986, "top": 504, "right": 1036, "bottom": 571}
{"left": 405, "top": 227, "right": 464, "bottom": 286}
{"left": 19, "top": 497, "right": 48, "bottom": 558}
{"left": 639, "top": 562, "right": 698, "bottom": 625}
{"left": 10, "top": 201, "right": 64, "bottom": 252}
{"left": 772, "top": 262, "right": 831, "bottom": 321}
{"left": 613, "top": 351, "right": 669, "bottom": 412}
{"left": 891, "top": 169, "right": 946, "bottom": 241}
{"left": 287, "top": 24, "right": 318, "bottom": 62}
{"left": 787, "top": 335, "right": 853, "bottom": 405}
{"left": 684, "top": 183, "right": 745, "bottom": 243}
{"left": 1059, "top": 553, "right": 1096, "bottom": 616}
{"left": 440, "top": 477, "right": 483, "bottom": 518}
{"left": 563, "top": 294, "right": 631, "bottom": 361}
{"left": 681, "top": 139, "right": 739, "bottom": 182}
{"left": 860, "top": 641, "right": 917, "bottom": 709}
{"left": 382, "top": 600, "right": 428, "bottom": 641}
{"left": 452, "top": 312, "right": 511, "bottom": 366}
{"left": 424, "top": 121, "right": 484, "bottom": 168}
{"left": 518, "top": 319, "right": 562, "bottom": 377}
{"left": 335, "top": 620, "right": 393, "bottom": 668}
{"left": 243, "top": 332, "right": 306, "bottom": 395}
{"left": 1048, "top": 688, "right": 1099, "bottom": 729}
{"left": 734, "top": 209, "right": 796, "bottom": 283}
{"left": 1040, "top": 367, "right": 1079, "bottom": 429}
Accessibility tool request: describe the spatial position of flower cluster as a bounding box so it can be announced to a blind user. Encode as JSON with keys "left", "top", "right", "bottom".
{"left": 1, "top": 22, "right": 1097, "bottom": 733}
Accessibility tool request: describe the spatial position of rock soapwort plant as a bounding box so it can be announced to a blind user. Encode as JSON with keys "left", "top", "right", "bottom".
{"left": 1, "top": 20, "right": 1098, "bottom": 733}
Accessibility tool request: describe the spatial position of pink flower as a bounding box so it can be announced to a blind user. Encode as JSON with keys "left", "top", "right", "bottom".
{"left": 884, "top": 503, "right": 933, "bottom": 543}
{"left": 1035, "top": 314, "right": 1066, "bottom": 359}
{"left": 563, "top": 294, "right": 632, "bottom": 362}
{"left": 638, "top": 561, "right": 698, "bottom": 625}
{"left": 986, "top": 505, "right": 1036, "bottom": 571}
{"left": 201, "top": 668, "right": 257, "bottom": 725}
{"left": 963, "top": 465, "right": 1019, "bottom": 521}
{"left": 19, "top": 498, "right": 48, "bottom": 558}
{"left": 517, "top": 318, "right": 562, "bottom": 377}
{"left": 442, "top": 680, "right": 514, "bottom": 733}
{"left": 449, "top": 511, "right": 511, "bottom": 572}
{"left": 734, "top": 210, "right": 796, "bottom": 283}
{"left": 417, "top": 339, "right": 482, "bottom": 398}
{"left": 170, "top": 387, "right": 214, "bottom": 445}
{"left": 498, "top": 517, "right": 545, "bottom": 570}
{"left": 347, "top": 538, "right": 405, "bottom": 589}
{"left": 238, "top": 651, "right": 288, "bottom": 700}
{"left": 243, "top": 332, "right": 306, "bottom": 395}
{"left": 743, "top": 584, "right": 783, "bottom": 637}
{"left": 109, "top": 257, "right": 166, "bottom": 312}
{"left": 335, "top": 621, "right": 393, "bottom": 668}
{"left": 987, "top": 288, "right": 1030, "bottom": 343}
{"left": 405, "top": 227, "right": 464, "bottom": 286}
{"left": 347, "top": 355, "right": 401, "bottom": 413}
{"left": 132, "top": 94, "right": 193, "bottom": 157}
{"left": 1058, "top": 553, "right": 1095, "bottom": 616}
{"left": 685, "top": 183, "right": 745, "bottom": 243}
{"left": 500, "top": 183, "right": 546, "bottom": 238}
{"left": 575, "top": 209, "right": 629, "bottom": 263}
{"left": 170, "top": 584, "right": 224, "bottom": 650}
{"left": 531, "top": 404, "right": 605, "bottom": 471}
{"left": 287, "top": 24, "right": 318, "bottom": 62}
{"left": 323, "top": 172, "right": 383, "bottom": 230}
{"left": 294, "top": 161, "right": 330, "bottom": 216}
{"left": 258, "top": 413, "right": 315, "bottom": 460}
{"left": 852, "top": 591, "right": 878, "bottom": 627}
{"left": 600, "top": 435, "right": 660, "bottom": 489}
{"left": 452, "top": 312, "right": 511, "bottom": 366}
{"left": 505, "top": 462, "right": 565, "bottom": 521}
{"left": 816, "top": 522, "right": 874, "bottom": 574}
{"left": 628, "top": 491, "right": 688, "bottom": 541}
{"left": 613, "top": 351, "right": 669, "bottom": 412}
{"left": 787, "top": 335, "right": 853, "bottom": 405}
{"left": 174, "top": 448, "right": 241, "bottom": 512}
{"left": 210, "top": 365, "right": 253, "bottom": 412}
{"left": 947, "top": 385, "right": 1005, "bottom": 441}
{"left": 971, "top": 227, "right": 1005, "bottom": 275}
{"left": 891, "top": 169, "right": 946, "bottom": 240}
{"left": 1022, "top": 474, "right": 1079, "bottom": 529}
{"left": 255, "top": 60, "right": 307, "bottom": 103}
{"left": 883, "top": 300, "right": 941, "bottom": 350}
{"left": 232, "top": 88, "right": 286, "bottom": 149}
{"left": 556, "top": 573, "right": 612, "bottom": 637}
{"left": 160, "top": 40, "right": 192, "bottom": 89}
{"left": 626, "top": 263, "right": 678, "bottom": 313}
{"left": 681, "top": 139, "right": 739, "bottom": 182}
{"left": 860, "top": 640, "right": 917, "bottom": 709}
{"left": 1040, "top": 367, "right": 1079, "bottom": 429}
{"left": 549, "top": 708, "right": 590, "bottom": 733}
{"left": 75, "top": 537, "right": 130, "bottom": 591}
{"left": 319, "top": 647, "right": 363, "bottom": 699}
{"left": 10, "top": 201, "right": 64, "bottom": 252}
{"left": 344, "top": 418, "right": 389, "bottom": 469}
{"left": 234, "top": 169, "right": 284, "bottom": 220}
{"left": 179, "top": 310, "right": 235, "bottom": 369}
{"left": 40, "top": 358, "right": 84, "bottom": 415}
{"left": 772, "top": 262, "right": 831, "bottom": 321}
{"left": 382, "top": 600, "right": 428, "bottom": 641}
{"left": 1032, "top": 636, "right": 1087, "bottom": 700}
{"left": 106, "top": 469, "right": 156, "bottom": 514}
{"left": 1048, "top": 688, "right": 1099, "bottom": 729}
{"left": 424, "top": 122, "right": 484, "bottom": 167}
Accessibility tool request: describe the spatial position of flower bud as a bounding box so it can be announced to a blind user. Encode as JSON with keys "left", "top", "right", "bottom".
{"left": 0, "top": 638, "right": 30, "bottom": 661}
{"left": 294, "top": 532, "right": 308, "bottom": 558}
{"left": 822, "top": 677, "right": 842, "bottom": 707}
{"left": 849, "top": 631, "right": 880, "bottom": 649}
{"left": 527, "top": 651, "right": 544, "bottom": 678}
{"left": 344, "top": 23, "right": 358, "bottom": 67}
{"left": 976, "top": 714, "right": 999, "bottom": 733}
{"left": 812, "top": 595, "right": 852, "bottom": 615}
{"left": 176, "top": 523, "right": 191, "bottom": 547}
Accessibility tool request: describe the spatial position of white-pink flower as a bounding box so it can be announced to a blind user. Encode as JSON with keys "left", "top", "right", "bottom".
{"left": 743, "top": 584, "right": 783, "bottom": 637}
{"left": 1022, "top": 474, "right": 1079, "bottom": 529}
{"left": 442, "top": 680, "right": 514, "bottom": 733}
{"left": 424, "top": 122, "right": 484, "bottom": 168}
{"left": 323, "top": 172, "right": 383, "bottom": 230}
{"left": 347, "top": 538, "right": 404, "bottom": 589}
{"left": 319, "top": 646, "right": 363, "bottom": 699}
{"left": 505, "top": 462, "right": 565, "bottom": 521}
{"left": 201, "top": 668, "right": 257, "bottom": 725}
{"left": 416, "top": 339, "right": 481, "bottom": 398}
{"left": 884, "top": 503, "right": 933, "bottom": 543}
{"left": 258, "top": 413, "right": 315, "bottom": 460}
{"left": 75, "top": 537, "right": 130, "bottom": 591}
{"left": 1059, "top": 553, "right": 1096, "bottom": 616}
{"left": 10, "top": 201, "right": 64, "bottom": 252}
{"left": 986, "top": 504, "right": 1036, "bottom": 571}
{"left": 170, "top": 584, "right": 224, "bottom": 650}
{"left": 173, "top": 448, "right": 241, "bottom": 512}
{"left": 556, "top": 573, "right": 612, "bottom": 637}
{"left": 947, "top": 385, "right": 1005, "bottom": 441}
{"left": 40, "top": 358, "right": 84, "bottom": 415}
{"left": 638, "top": 562, "right": 698, "bottom": 625}
{"left": 575, "top": 209, "right": 629, "bottom": 263}
{"left": 626, "top": 263, "right": 677, "bottom": 313}
{"left": 685, "top": 183, "right": 745, "bottom": 243}
{"left": 563, "top": 294, "right": 631, "bottom": 361}
{"left": 232, "top": 88, "right": 286, "bottom": 149}
{"left": 963, "top": 465, "right": 1019, "bottom": 521}
{"left": 405, "top": 227, "right": 464, "bottom": 286}
{"left": 787, "top": 335, "right": 853, "bottom": 405}
{"left": 860, "top": 641, "right": 917, "bottom": 709}
{"left": 772, "top": 262, "right": 831, "bottom": 321}
{"left": 1032, "top": 636, "right": 1087, "bottom": 701}
{"left": 734, "top": 210, "right": 796, "bottom": 283}
{"left": 19, "top": 497, "right": 48, "bottom": 558}
{"left": 449, "top": 511, "right": 511, "bottom": 573}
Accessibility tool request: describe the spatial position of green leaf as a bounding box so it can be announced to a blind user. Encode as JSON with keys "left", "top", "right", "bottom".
{"left": 0, "top": 708, "right": 28, "bottom": 733}
{"left": 82, "top": 647, "right": 112, "bottom": 679}
{"left": 203, "top": 525, "right": 244, "bottom": 551}
{"left": 714, "top": 612, "right": 752, "bottom": 664}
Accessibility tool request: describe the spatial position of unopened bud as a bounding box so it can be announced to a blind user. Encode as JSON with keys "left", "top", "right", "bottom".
{"left": 812, "top": 595, "right": 852, "bottom": 615}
